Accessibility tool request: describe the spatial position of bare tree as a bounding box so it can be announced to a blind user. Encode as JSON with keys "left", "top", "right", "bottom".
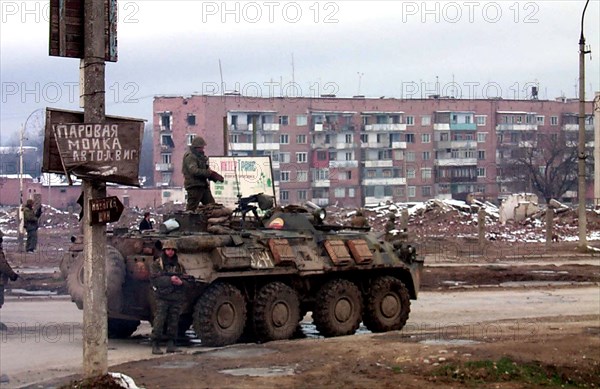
{"left": 504, "top": 132, "right": 593, "bottom": 203}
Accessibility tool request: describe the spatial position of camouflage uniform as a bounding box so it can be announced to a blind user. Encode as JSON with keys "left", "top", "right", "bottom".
{"left": 150, "top": 241, "right": 187, "bottom": 354}
{"left": 23, "top": 199, "right": 42, "bottom": 252}
{"left": 182, "top": 137, "right": 215, "bottom": 211}
{"left": 350, "top": 210, "right": 369, "bottom": 228}
{"left": 0, "top": 231, "right": 19, "bottom": 308}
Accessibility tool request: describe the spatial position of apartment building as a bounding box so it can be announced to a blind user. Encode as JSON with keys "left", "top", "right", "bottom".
{"left": 153, "top": 95, "right": 595, "bottom": 207}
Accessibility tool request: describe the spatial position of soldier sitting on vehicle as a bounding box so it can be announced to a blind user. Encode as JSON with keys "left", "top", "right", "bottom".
{"left": 350, "top": 209, "right": 369, "bottom": 228}
{"left": 150, "top": 240, "right": 188, "bottom": 354}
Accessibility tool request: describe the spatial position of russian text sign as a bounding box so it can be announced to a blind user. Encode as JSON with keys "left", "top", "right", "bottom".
{"left": 89, "top": 196, "right": 124, "bottom": 225}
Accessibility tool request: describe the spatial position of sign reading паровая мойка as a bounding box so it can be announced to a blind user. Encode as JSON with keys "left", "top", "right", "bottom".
{"left": 52, "top": 122, "right": 142, "bottom": 186}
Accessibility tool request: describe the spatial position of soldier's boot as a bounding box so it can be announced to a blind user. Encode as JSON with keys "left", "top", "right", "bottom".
{"left": 152, "top": 341, "right": 164, "bottom": 355}
{"left": 166, "top": 340, "right": 179, "bottom": 353}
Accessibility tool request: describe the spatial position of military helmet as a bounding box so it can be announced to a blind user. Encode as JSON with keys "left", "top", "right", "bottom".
{"left": 191, "top": 136, "right": 206, "bottom": 147}
{"left": 26, "top": 199, "right": 34, "bottom": 206}
{"left": 355, "top": 209, "right": 363, "bottom": 216}
{"left": 161, "top": 239, "right": 178, "bottom": 250}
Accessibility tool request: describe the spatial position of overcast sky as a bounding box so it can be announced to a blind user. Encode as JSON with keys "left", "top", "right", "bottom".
{"left": 1, "top": 0, "right": 599, "bottom": 143}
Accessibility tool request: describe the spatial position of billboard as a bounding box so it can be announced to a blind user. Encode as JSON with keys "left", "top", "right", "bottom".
{"left": 209, "top": 156, "right": 276, "bottom": 209}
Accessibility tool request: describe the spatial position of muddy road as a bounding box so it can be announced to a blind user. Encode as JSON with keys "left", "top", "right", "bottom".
{"left": 1, "top": 285, "right": 599, "bottom": 388}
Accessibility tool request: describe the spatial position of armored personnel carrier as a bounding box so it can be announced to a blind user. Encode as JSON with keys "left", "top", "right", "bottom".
{"left": 62, "top": 196, "right": 423, "bottom": 347}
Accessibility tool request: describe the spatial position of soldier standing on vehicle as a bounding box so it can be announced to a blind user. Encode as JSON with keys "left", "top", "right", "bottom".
{"left": 23, "top": 199, "right": 42, "bottom": 252}
{"left": 384, "top": 213, "right": 397, "bottom": 241}
{"left": 182, "top": 136, "right": 217, "bottom": 211}
{"left": 150, "top": 240, "right": 187, "bottom": 354}
{"left": 0, "top": 230, "right": 19, "bottom": 327}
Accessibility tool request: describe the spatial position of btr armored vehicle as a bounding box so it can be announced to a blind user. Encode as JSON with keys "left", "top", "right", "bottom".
{"left": 62, "top": 197, "right": 423, "bottom": 346}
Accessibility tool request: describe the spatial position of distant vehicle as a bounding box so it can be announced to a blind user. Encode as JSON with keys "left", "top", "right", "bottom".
{"left": 61, "top": 196, "right": 423, "bottom": 346}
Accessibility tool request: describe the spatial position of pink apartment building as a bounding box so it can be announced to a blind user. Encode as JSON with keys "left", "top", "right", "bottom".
{"left": 153, "top": 95, "right": 595, "bottom": 207}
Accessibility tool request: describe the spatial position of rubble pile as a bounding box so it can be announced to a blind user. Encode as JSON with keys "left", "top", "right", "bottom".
{"left": 2, "top": 197, "right": 599, "bottom": 244}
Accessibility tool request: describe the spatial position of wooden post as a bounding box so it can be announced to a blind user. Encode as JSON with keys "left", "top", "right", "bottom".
{"left": 546, "top": 208, "right": 554, "bottom": 247}
{"left": 478, "top": 208, "right": 485, "bottom": 245}
{"left": 82, "top": 0, "right": 108, "bottom": 377}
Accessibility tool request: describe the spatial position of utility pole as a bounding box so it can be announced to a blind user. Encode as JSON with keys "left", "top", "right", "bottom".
{"left": 577, "top": 0, "right": 591, "bottom": 250}
{"left": 82, "top": 0, "right": 108, "bottom": 376}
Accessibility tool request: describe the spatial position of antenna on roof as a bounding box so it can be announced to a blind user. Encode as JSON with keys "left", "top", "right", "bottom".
{"left": 291, "top": 53, "right": 295, "bottom": 85}
{"left": 219, "top": 59, "right": 224, "bottom": 95}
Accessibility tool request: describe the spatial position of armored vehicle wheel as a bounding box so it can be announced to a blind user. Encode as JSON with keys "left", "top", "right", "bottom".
{"left": 107, "top": 318, "right": 140, "bottom": 339}
{"left": 363, "top": 276, "right": 410, "bottom": 333}
{"left": 253, "top": 282, "right": 300, "bottom": 342}
{"left": 66, "top": 245, "right": 126, "bottom": 312}
{"left": 313, "top": 279, "right": 362, "bottom": 337}
{"left": 194, "top": 282, "right": 247, "bottom": 347}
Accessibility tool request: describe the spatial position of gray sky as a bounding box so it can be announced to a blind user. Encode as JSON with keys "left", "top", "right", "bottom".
{"left": 1, "top": 0, "right": 599, "bottom": 143}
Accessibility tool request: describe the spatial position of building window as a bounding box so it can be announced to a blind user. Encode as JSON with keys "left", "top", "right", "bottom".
{"left": 186, "top": 134, "right": 196, "bottom": 146}
{"left": 160, "top": 113, "right": 171, "bottom": 131}
{"left": 348, "top": 188, "right": 355, "bottom": 198}
{"left": 281, "top": 171, "right": 290, "bottom": 182}
{"left": 477, "top": 167, "right": 486, "bottom": 177}
{"left": 406, "top": 116, "right": 415, "bottom": 125}
{"left": 280, "top": 134, "right": 289, "bottom": 144}
{"left": 360, "top": 134, "right": 368, "bottom": 143}
{"left": 345, "top": 152, "right": 353, "bottom": 161}
{"left": 161, "top": 153, "right": 172, "bottom": 164}
{"left": 407, "top": 167, "right": 416, "bottom": 179}
{"left": 297, "top": 171, "right": 308, "bottom": 182}
{"left": 550, "top": 116, "right": 558, "bottom": 126}
{"left": 477, "top": 132, "right": 487, "bottom": 143}
{"left": 406, "top": 151, "right": 416, "bottom": 162}
{"left": 161, "top": 172, "right": 172, "bottom": 185}
{"left": 296, "top": 115, "right": 307, "bottom": 126}
{"left": 421, "top": 133, "right": 431, "bottom": 143}
{"left": 296, "top": 152, "right": 307, "bottom": 163}
{"left": 421, "top": 115, "right": 431, "bottom": 126}
{"left": 279, "top": 115, "right": 289, "bottom": 125}
{"left": 279, "top": 152, "right": 291, "bottom": 163}
{"left": 422, "top": 151, "right": 430, "bottom": 160}
{"left": 408, "top": 186, "right": 416, "bottom": 198}
{"left": 298, "top": 190, "right": 307, "bottom": 200}
{"left": 478, "top": 150, "right": 486, "bottom": 160}
{"left": 536, "top": 115, "right": 545, "bottom": 125}
{"left": 317, "top": 151, "right": 327, "bottom": 161}
{"left": 345, "top": 134, "right": 352, "bottom": 143}
{"left": 405, "top": 133, "right": 415, "bottom": 143}
{"left": 475, "top": 115, "right": 486, "bottom": 126}
{"left": 280, "top": 190, "right": 289, "bottom": 201}
{"left": 421, "top": 186, "right": 431, "bottom": 197}
{"left": 187, "top": 114, "right": 196, "bottom": 125}
{"left": 161, "top": 134, "right": 174, "bottom": 147}
{"left": 421, "top": 168, "right": 432, "bottom": 179}
{"left": 296, "top": 134, "right": 307, "bottom": 144}
{"left": 334, "top": 188, "right": 345, "bottom": 198}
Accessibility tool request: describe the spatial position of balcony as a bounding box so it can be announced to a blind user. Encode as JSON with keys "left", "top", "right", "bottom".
{"left": 334, "top": 142, "right": 355, "bottom": 150}
{"left": 329, "top": 160, "right": 358, "bottom": 168}
{"left": 364, "top": 123, "right": 406, "bottom": 132}
{"left": 435, "top": 158, "right": 477, "bottom": 166}
{"left": 312, "top": 179, "right": 330, "bottom": 187}
{"left": 391, "top": 141, "right": 407, "bottom": 149}
{"left": 361, "top": 141, "right": 388, "bottom": 148}
{"left": 449, "top": 123, "right": 477, "bottom": 131}
{"left": 563, "top": 124, "right": 594, "bottom": 132}
{"left": 496, "top": 124, "right": 538, "bottom": 131}
{"left": 433, "top": 123, "right": 450, "bottom": 131}
{"left": 312, "top": 198, "right": 330, "bottom": 206}
{"left": 364, "top": 160, "right": 393, "bottom": 168}
{"left": 362, "top": 177, "right": 406, "bottom": 186}
{"left": 435, "top": 140, "right": 476, "bottom": 149}
{"left": 436, "top": 176, "right": 477, "bottom": 183}
{"left": 365, "top": 195, "right": 394, "bottom": 204}
{"left": 155, "top": 163, "right": 173, "bottom": 172}
{"left": 518, "top": 141, "right": 537, "bottom": 148}
{"left": 262, "top": 123, "right": 280, "bottom": 131}
{"left": 229, "top": 142, "right": 280, "bottom": 151}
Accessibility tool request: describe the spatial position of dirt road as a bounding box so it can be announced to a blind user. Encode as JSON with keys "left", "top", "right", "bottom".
{"left": 1, "top": 286, "right": 598, "bottom": 388}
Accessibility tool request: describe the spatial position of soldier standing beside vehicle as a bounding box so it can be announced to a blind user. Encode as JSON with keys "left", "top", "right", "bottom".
{"left": 182, "top": 136, "right": 217, "bottom": 211}
{"left": 0, "top": 230, "right": 19, "bottom": 328}
{"left": 23, "top": 199, "right": 42, "bottom": 252}
{"left": 150, "top": 240, "right": 187, "bottom": 354}
{"left": 350, "top": 209, "right": 369, "bottom": 228}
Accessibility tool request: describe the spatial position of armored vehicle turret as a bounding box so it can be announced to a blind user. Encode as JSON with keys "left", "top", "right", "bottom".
{"left": 62, "top": 197, "right": 423, "bottom": 346}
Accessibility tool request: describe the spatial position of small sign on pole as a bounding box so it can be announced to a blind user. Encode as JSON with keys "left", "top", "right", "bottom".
{"left": 89, "top": 196, "right": 124, "bottom": 225}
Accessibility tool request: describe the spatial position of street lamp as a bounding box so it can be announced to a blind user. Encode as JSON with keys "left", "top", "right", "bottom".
{"left": 577, "top": 0, "right": 591, "bottom": 250}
